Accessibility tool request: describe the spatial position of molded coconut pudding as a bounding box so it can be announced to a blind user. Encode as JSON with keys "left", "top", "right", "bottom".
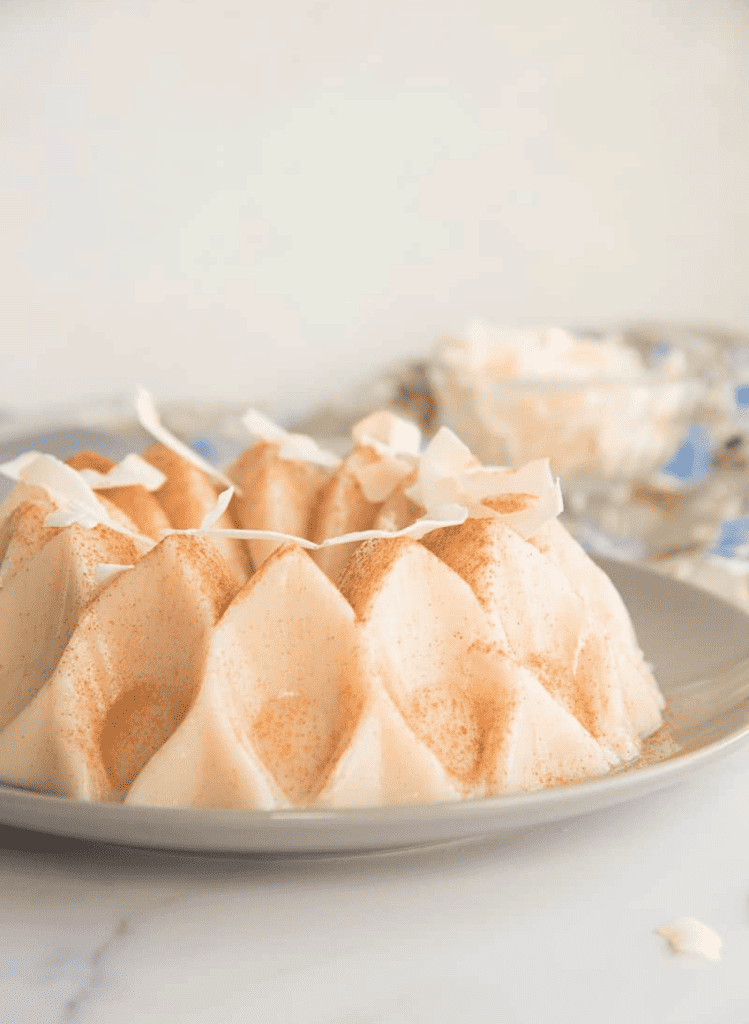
{"left": 0, "top": 393, "right": 665, "bottom": 809}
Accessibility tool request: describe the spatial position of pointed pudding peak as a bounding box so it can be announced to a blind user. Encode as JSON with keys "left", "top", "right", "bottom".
{"left": 143, "top": 443, "right": 250, "bottom": 588}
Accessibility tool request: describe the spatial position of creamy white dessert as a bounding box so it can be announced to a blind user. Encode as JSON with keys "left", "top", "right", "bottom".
{"left": 431, "top": 324, "right": 698, "bottom": 479}
{"left": 0, "top": 403, "right": 666, "bottom": 808}
{"left": 449, "top": 325, "right": 651, "bottom": 382}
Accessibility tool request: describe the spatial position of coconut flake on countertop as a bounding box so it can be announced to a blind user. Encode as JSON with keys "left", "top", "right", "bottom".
{"left": 656, "top": 917, "right": 722, "bottom": 961}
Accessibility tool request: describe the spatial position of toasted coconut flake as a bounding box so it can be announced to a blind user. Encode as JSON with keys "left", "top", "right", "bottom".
{"left": 0, "top": 453, "right": 153, "bottom": 544}
{"left": 405, "top": 427, "right": 563, "bottom": 539}
{"left": 162, "top": 493, "right": 467, "bottom": 549}
{"left": 200, "top": 487, "right": 235, "bottom": 530}
{"left": 242, "top": 409, "right": 341, "bottom": 469}
{"left": 347, "top": 411, "right": 421, "bottom": 503}
{"left": 136, "top": 388, "right": 236, "bottom": 490}
{"left": 78, "top": 453, "right": 166, "bottom": 492}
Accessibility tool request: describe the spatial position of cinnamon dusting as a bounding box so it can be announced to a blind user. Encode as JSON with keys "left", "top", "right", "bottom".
{"left": 406, "top": 686, "right": 487, "bottom": 785}
{"left": 310, "top": 446, "right": 383, "bottom": 543}
{"left": 252, "top": 692, "right": 335, "bottom": 804}
{"left": 421, "top": 518, "right": 499, "bottom": 608}
{"left": 309, "top": 446, "right": 384, "bottom": 582}
{"left": 226, "top": 439, "right": 329, "bottom": 570}
{"left": 57, "top": 532, "right": 236, "bottom": 799}
{"left": 98, "top": 683, "right": 190, "bottom": 795}
{"left": 143, "top": 443, "right": 250, "bottom": 586}
{"left": 482, "top": 492, "right": 536, "bottom": 515}
{"left": 0, "top": 422, "right": 667, "bottom": 809}
{"left": 338, "top": 536, "right": 416, "bottom": 621}
{"left": 0, "top": 500, "right": 61, "bottom": 576}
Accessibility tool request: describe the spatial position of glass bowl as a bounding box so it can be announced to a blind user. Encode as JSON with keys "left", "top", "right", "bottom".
{"left": 429, "top": 322, "right": 739, "bottom": 482}
{"left": 429, "top": 321, "right": 749, "bottom": 562}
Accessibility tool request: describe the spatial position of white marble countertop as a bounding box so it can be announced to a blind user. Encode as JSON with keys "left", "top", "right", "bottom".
{"left": 3, "top": 745, "right": 749, "bottom": 1024}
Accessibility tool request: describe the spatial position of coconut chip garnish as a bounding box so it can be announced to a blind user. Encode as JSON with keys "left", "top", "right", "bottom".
{"left": 162, "top": 410, "right": 563, "bottom": 550}
{"left": 242, "top": 409, "right": 341, "bottom": 469}
{"left": 0, "top": 452, "right": 153, "bottom": 544}
{"left": 405, "top": 426, "right": 564, "bottom": 540}
{"left": 136, "top": 387, "right": 236, "bottom": 490}
{"left": 76, "top": 453, "right": 166, "bottom": 492}
{"left": 0, "top": 399, "right": 564, "bottom": 560}
{"left": 348, "top": 410, "right": 421, "bottom": 503}
{"left": 164, "top": 493, "right": 468, "bottom": 549}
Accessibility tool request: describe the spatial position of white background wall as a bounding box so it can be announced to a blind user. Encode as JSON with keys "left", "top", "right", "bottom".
{"left": 1, "top": 0, "right": 747, "bottom": 418}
